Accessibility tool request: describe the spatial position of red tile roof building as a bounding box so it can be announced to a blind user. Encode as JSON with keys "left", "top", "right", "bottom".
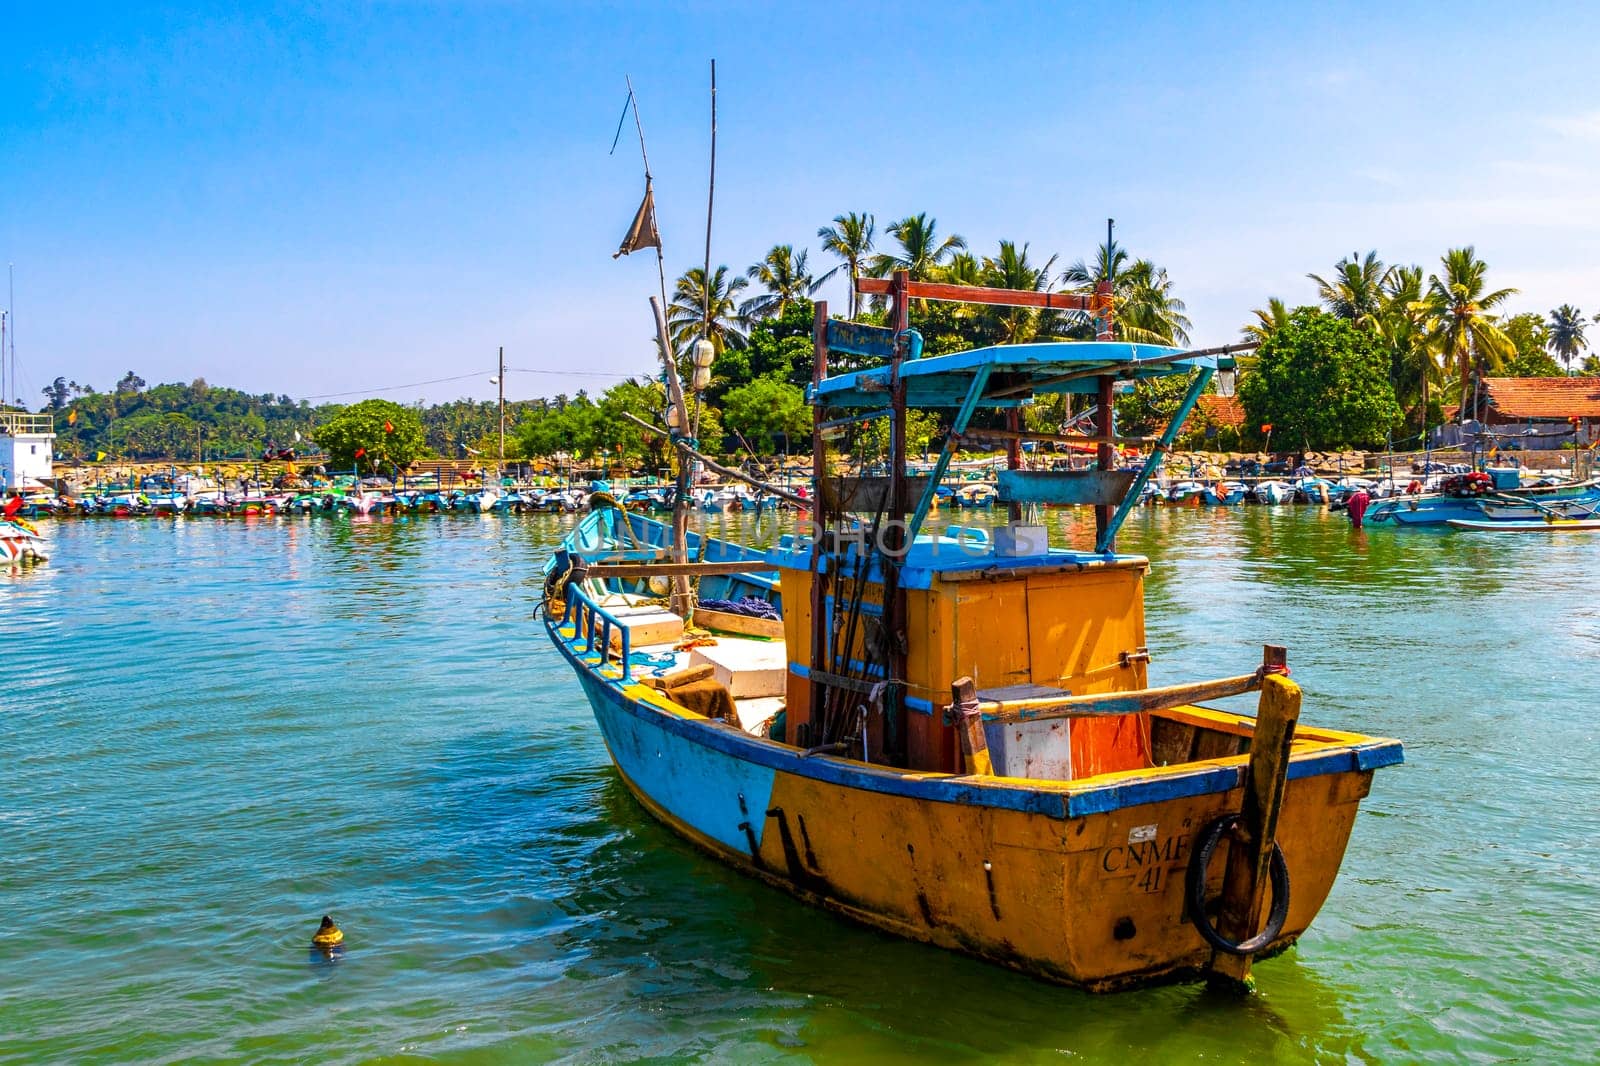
{"left": 1476, "top": 377, "right": 1600, "bottom": 421}
{"left": 1194, "top": 395, "right": 1245, "bottom": 428}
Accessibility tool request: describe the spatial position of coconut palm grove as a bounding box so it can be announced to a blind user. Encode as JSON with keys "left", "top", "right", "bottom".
{"left": 27, "top": 223, "right": 1595, "bottom": 466}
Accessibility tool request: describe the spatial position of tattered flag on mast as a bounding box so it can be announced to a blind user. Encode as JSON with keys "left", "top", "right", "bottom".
{"left": 614, "top": 179, "right": 661, "bottom": 259}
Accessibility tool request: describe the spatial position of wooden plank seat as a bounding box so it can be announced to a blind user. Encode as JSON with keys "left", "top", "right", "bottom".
{"left": 602, "top": 604, "right": 685, "bottom": 652}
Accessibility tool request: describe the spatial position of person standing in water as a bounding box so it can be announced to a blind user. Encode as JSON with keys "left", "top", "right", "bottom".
{"left": 1346, "top": 486, "right": 1372, "bottom": 529}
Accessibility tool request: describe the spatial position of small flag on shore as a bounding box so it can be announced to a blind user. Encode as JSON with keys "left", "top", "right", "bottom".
{"left": 613, "top": 179, "right": 661, "bottom": 259}
{"left": 383, "top": 420, "right": 394, "bottom": 434}
{"left": 67, "top": 409, "right": 77, "bottom": 425}
{"left": 1261, "top": 423, "right": 1273, "bottom": 433}
{"left": 354, "top": 447, "right": 366, "bottom": 459}
{"left": 95, "top": 450, "right": 106, "bottom": 461}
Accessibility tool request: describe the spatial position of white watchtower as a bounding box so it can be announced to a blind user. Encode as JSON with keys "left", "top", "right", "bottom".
{"left": 0, "top": 411, "right": 55, "bottom": 490}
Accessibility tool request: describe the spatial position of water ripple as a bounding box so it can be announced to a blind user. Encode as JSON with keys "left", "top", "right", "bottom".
{"left": 1, "top": 511, "right": 1596, "bottom": 1063}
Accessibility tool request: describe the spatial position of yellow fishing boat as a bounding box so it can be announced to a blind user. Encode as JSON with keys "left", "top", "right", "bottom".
{"left": 543, "top": 273, "right": 1401, "bottom": 991}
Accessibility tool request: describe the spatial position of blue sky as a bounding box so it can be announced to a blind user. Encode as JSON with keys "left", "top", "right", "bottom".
{"left": 6, "top": 2, "right": 1600, "bottom": 407}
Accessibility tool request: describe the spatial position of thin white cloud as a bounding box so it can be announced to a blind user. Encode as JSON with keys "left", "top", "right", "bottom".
{"left": 1541, "top": 111, "right": 1600, "bottom": 141}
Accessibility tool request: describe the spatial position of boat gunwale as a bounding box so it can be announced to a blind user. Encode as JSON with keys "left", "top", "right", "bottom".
{"left": 547, "top": 614, "right": 1403, "bottom": 820}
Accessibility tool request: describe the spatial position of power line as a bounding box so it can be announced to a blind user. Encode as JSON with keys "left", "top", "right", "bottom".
{"left": 300, "top": 370, "right": 493, "bottom": 400}
{"left": 505, "top": 367, "right": 638, "bottom": 379}
{"left": 297, "top": 366, "right": 634, "bottom": 402}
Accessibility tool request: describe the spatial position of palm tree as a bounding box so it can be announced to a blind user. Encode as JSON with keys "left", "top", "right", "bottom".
{"left": 1547, "top": 304, "right": 1588, "bottom": 374}
{"left": 938, "top": 252, "right": 983, "bottom": 287}
{"left": 981, "top": 240, "right": 1056, "bottom": 292}
{"left": 817, "top": 212, "right": 875, "bottom": 318}
{"left": 869, "top": 213, "right": 967, "bottom": 281}
{"left": 667, "top": 266, "right": 750, "bottom": 355}
{"left": 1378, "top": 265, "right": 1441, "bottom": 426}
{"left": 1308, "top": 251, "right": 1391, "bottom": 330}
{"left": 978, "top": 241, "right": 1058, "bottom": 343}
{"left": 1115, "top": 259, "right": 1191, "bottom": 345}
{"left": 1059, "top": 242, "right": 1189, "bottom": 344}
{"left": 1419, "top": 247, "right": 1517, "bottom": 410}
{"left": 1242, "top": 298, "right": 1291, "bottom": 343}
{"left": 742, "top": 245, "right": 835, "bottom": 320}
{"left": 1060, "top": 240, "right": 1129, "bottom": 289}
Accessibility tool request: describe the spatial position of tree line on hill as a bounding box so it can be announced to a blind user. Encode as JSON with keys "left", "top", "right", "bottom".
{"left": 25, "top": 214, "right": 1595, "bottom": 463}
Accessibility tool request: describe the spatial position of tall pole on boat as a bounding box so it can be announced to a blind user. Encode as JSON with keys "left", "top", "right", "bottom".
{"left": 1095, "top": 221, "right": 1118, "bottom": 546}
{"left": 810, "top": 300, "right": 831, "bottom": 739}
{"left": 5, "top": 265, "right": 11, "bottom": 410}
{"left": 692, "top": 59, "right": 717, "bottom": 445}
{"left": 652, "top": 295, "right": 694, "bottom": 614}
{"left": 617, "top": 77, "right": 692, "bottom": 611}
{"left": 886, "top": 269, "right": 912, "bottom": 762}
{"left": 624, "top": 78, "right": 673, "bottom": 337}
{"left": 496, "top": 345, "right": 506, "bottom": 479}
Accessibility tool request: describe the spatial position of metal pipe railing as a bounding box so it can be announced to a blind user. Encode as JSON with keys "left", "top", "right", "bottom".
{"left": 560, "top": 581, "right": 632, "bottom": 681}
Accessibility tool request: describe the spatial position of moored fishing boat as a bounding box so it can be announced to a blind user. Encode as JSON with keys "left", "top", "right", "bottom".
{"left": 1447, "top": 516, "right": 1600, "bottom": 532}
{"left": 544, "top": 274, "right": 1402, "bottom": 992}
{"left": 1, "top": 514, "right": 49, "bottom": 565}
{"left": 1366, "top": 468, "right": 1600, "bottom": 526}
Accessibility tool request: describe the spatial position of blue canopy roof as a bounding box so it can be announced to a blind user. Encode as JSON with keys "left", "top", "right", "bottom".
{"left": 810, "top": 341, "right": 1216, "bottom": 409}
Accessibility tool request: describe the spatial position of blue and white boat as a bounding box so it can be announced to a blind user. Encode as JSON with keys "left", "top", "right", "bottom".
{"left": 1366, "top": 468, "right": 1600, "bottom": 526}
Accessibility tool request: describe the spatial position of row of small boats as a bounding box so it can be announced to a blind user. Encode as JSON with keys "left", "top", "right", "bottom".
{"left": 4, "top": 485, "right": 598, "bottom": 518}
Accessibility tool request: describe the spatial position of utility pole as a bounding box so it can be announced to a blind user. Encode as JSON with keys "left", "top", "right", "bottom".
{"left": 497, "top": 345, "right": 506, "bottom": 479}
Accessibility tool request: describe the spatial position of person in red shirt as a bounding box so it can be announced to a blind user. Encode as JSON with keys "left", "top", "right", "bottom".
{"left": 1346, "top": 487, "right": 1372, "bottom": 529}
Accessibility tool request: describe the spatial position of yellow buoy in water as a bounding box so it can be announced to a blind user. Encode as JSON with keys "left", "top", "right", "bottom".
{"left": 311, "top": 915, "right": 344, "bottom": 948}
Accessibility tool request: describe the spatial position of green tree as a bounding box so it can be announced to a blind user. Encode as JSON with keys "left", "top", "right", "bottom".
{"left": 1420, "top": 247, "right": 1517, "bottom": 409}
{"left": 1501, "top": 311, "right": 1548, "bottom": 361}
{"left": 42, "top": 377, "right": 70, "bottom": 410}
{"left": 1309, "top": 251, "right": 1391, "bottom": 329}
{"left": 1546, "top": 304, "right": 1588, "bottom": 373}
{"left": 1114, "top": 259, "right": 1191, "bottom": 345}
{"left": 1242, "top": 298, "right": 1291, "bottom": 343}
{"left": 598, "top": 378, "right": 670, "bottom": 468}
{"left": 1497, "top": 311, "right": 1561, "bottom": 377}
{"left": 314, "top": 399, "right": 427, "bottom": 471}
{"left": 667, "top": 265, "right": 750, "bottom": 356}
{"left": 1061, "top": 242, "right": 1190, "bottom": 343}
{"left": 1237, "top": 308, "right": 1401, "bottom": 449}
{"left": 1378, "top": 266, "right": 1441, "bottom": 430}
{"left": 516, "top": 405, "right": 569, "bottom": 460}
{"left": 978, "top": 240, "right": 1057, "bottom": 343}
{"left": 817, "top": 212, "right": 875, "bottom": 318}
{"left": 1117, "top": 373, "right": 1215, "bottom": 436}
{"left": 720, "top": 376, "right": 810, "bottom": 454}
{"left": 870, "top": 213, "right": 967, "bottom": 281}
{"left": 743, "top": 245, "right": 834, "bottom": 320}
{"left": 939, "top": 252, "right": 983, "bottom": 286}
{"left": 1503, "top": 348, "right": 1564, "bottom": 377}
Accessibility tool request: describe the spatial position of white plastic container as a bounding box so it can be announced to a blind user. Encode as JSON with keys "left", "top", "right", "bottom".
{"left": 993, "top": 522, "right": 1048, "bottom": 557}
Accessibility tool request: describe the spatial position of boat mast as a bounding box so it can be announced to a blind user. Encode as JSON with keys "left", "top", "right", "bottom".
{"left": 692, "top": 59, "right": 716, "bottom": 445}
{"left": 621, "top": 77, "right": 694, "bottom": 612}
{"left": 1094, "top": 219, "right": 1117, "bottom": 545}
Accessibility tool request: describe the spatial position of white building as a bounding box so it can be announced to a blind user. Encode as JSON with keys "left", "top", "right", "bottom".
{"left": 0, "top": 411, "right": 56, "bottom": 490}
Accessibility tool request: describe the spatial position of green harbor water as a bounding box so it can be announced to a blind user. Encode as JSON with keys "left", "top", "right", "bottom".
{"left": 3, "top": 508, "right": 1597, "bottom": 1063}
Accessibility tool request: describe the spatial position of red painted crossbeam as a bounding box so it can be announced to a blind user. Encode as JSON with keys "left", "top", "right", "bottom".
{"left": 856, "top": 276, "right": 1095, "bottom": 311}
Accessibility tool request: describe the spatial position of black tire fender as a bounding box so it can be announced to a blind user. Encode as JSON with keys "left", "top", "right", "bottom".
{"left": 1184, "top": 813, "right": 1292, "bottom": 956}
